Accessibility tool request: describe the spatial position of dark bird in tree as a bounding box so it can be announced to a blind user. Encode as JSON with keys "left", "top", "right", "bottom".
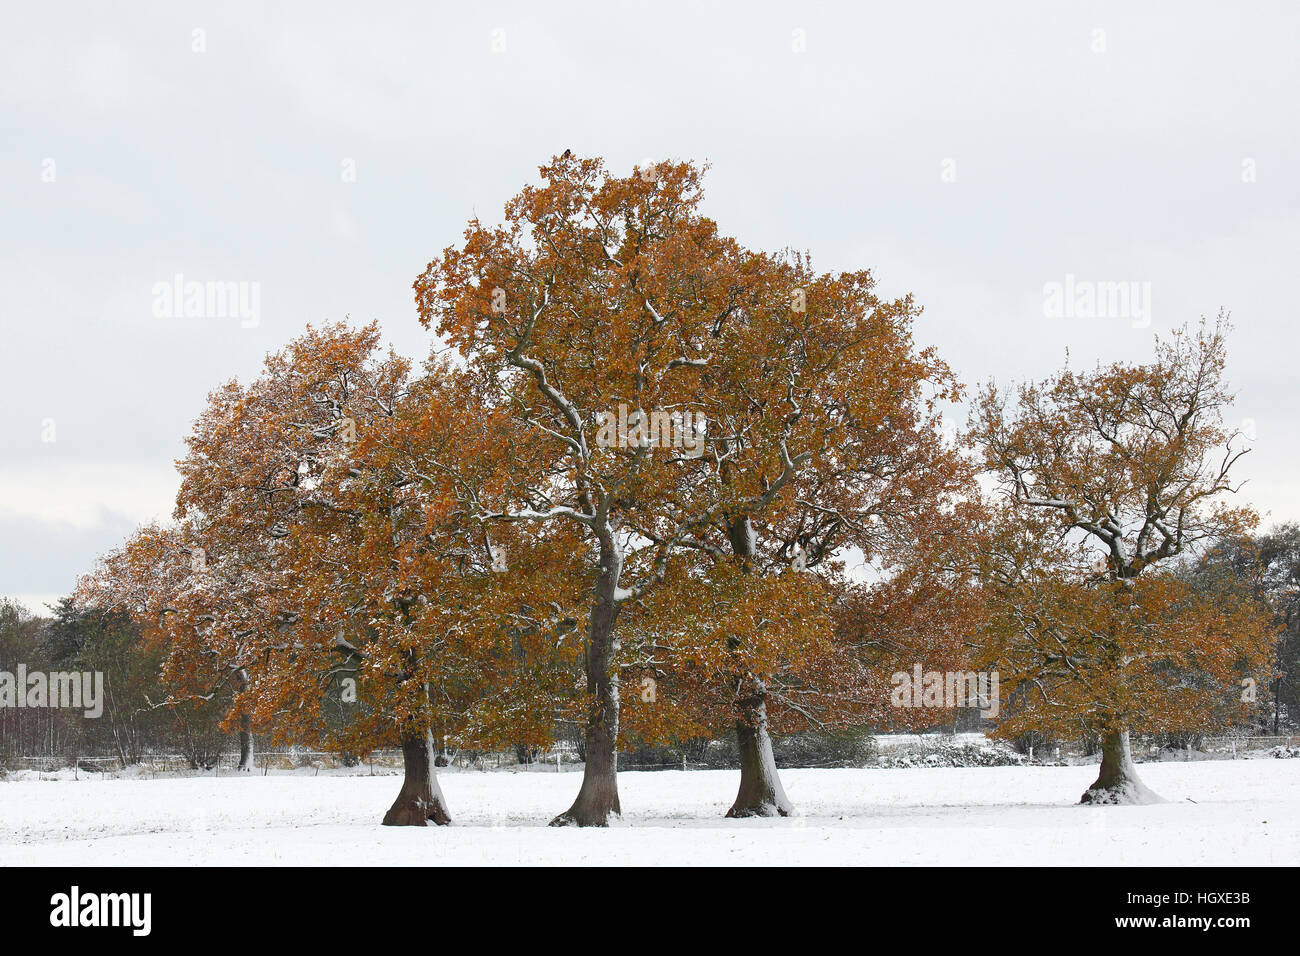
{"left": 561, "top": 148, "right": 572, "bottom": 160}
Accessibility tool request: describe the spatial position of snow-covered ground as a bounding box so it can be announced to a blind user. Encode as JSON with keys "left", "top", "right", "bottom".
{"left": 1, "top": 759, "right": 1295, "bottom": 865}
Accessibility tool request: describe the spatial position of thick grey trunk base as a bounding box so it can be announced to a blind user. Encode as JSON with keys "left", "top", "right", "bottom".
{"left": 550, "top": 722, "right": 620, "bottom": 827}
{"left": 726, "top": 688, "right": 793, "bottom": 818}
{"left": 552, "top": 570, "right": 622, "bottom": 828}
{"left": 382, "top": 731, "right": 452, "bottom": 826}
{"left": 548, "top": 779, "right": 621, "bottom": 827}
{"left": 1080, "top": 730, "right": 1163, "bottom": 806}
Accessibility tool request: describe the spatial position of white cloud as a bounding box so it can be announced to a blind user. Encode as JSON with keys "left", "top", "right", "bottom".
{"left": 0, "top": 462, "right": 178, "bottom": 532}
{"left": 2, "top": 0, "right": 1298, "bottom": 600}
{"left": 4, "top": 594, "right": 64, "bottom": 617}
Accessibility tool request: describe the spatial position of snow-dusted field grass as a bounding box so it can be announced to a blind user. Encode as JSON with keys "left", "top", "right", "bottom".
{"left": 1, "top": 759, "right": 1295, "bottom": 865}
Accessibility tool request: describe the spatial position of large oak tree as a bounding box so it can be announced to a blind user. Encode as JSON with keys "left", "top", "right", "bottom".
{"left": 971, "top": 318, "right": 1269, "bottom": 803}
{"left": 415, "top": 154, "right": 970, "bottom": 823}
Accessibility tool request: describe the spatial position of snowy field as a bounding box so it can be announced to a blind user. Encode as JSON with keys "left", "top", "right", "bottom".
{"left": 1, "top": 759, "right": 1296, "bottom": 866}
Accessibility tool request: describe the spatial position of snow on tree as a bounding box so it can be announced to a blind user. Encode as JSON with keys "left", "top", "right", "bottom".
{"left": 82, "top": 325, "right": 551, "bottom": 824}
{"left": 414, "top": 153, "right": 971, "bottom": 824}
{"left": 970, "top": 317, "right": 1273, "bottom": 804}
{"left": 672, "top": 252, "right": 972, "bottom": 816}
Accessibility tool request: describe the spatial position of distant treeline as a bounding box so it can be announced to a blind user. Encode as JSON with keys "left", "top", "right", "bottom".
{"left": 0, "top": 598, "right": 228, "bottom": 768}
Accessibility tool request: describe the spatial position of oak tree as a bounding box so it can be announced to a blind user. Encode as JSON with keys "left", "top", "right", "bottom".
{"left": 971, "top": 318, "right": 1267, "bottom": 803}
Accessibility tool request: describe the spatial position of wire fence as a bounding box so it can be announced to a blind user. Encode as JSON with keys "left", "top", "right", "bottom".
{"left": 4, "top": 733, "right": 1296, "bottom": 776}
{"left": 1, "top": 747, "right": 578, "bottom": 775}
{"left": 1159, "top": 734, "right": 1299, "bottom": 755}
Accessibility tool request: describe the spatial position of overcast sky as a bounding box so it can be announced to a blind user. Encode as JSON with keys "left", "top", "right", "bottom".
{"left": 3, "top": 1, "right": 1298, "bottom": 613}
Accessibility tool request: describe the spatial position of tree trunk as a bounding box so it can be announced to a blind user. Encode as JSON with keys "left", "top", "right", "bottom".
{"left": 382, "top": 730, "right": 452, "bottom": 826}
{"left": 235, "top": 668, "right": 253, "bottom": 771}
{"left": 237, "top": 717, "right": 254, "bottom": 772}
{"left": 724, "top": 514, "right": 796, "bottom": 818}
{"left": 1274, "top": 677, "right": 1282, "bottom": 735}
{"left": 1080, "top": 729, "right": 1162, "bottom": 805}
{"left": 551, "top": 549, "right": 622, "bottom": 827}
{"left": 550, "top": 694, "right": 620, "bottom": 827}
{"left": 727, "top": 678, "right": 793, "bottom": 817}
